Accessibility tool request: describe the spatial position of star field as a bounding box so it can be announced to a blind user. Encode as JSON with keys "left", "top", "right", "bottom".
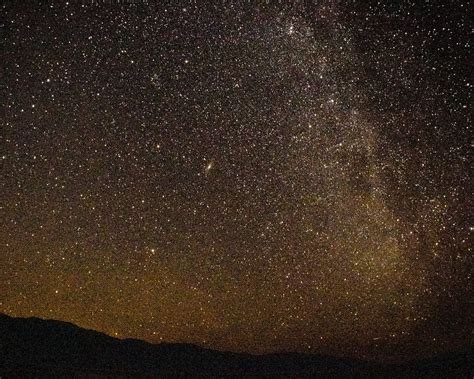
{"left": 1, "top": 1, "right": 472, "bottom": 362}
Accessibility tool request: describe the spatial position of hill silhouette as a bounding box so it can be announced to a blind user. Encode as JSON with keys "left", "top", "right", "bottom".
{"left": 0, "top": 313, "right": 472, "bottom": 378}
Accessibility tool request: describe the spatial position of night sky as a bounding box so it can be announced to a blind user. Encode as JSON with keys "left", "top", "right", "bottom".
{"left": 1, "top": 1, "right": 472, "bottom": 362}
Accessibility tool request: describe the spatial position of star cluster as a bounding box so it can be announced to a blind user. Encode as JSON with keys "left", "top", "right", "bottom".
{"left": 1, "top": 1, "right": 472, "bottom": 362}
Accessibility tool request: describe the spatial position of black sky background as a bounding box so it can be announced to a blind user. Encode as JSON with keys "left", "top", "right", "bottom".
{"left": 1, "top": 1, "right": 472, "bottom": 362}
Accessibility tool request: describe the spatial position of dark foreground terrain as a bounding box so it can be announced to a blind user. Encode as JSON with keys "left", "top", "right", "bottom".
{"left": 0, "top": 313, "right": 472, "bottom": 378}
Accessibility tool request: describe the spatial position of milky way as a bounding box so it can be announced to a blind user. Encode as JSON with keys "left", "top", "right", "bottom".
{"left": 1, "top": 1, "right": 472, "bottom": 361}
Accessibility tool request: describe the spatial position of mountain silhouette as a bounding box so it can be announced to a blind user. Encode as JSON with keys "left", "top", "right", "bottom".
{"left": 0, "top": 313, "right": 472, "bottom": 378}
